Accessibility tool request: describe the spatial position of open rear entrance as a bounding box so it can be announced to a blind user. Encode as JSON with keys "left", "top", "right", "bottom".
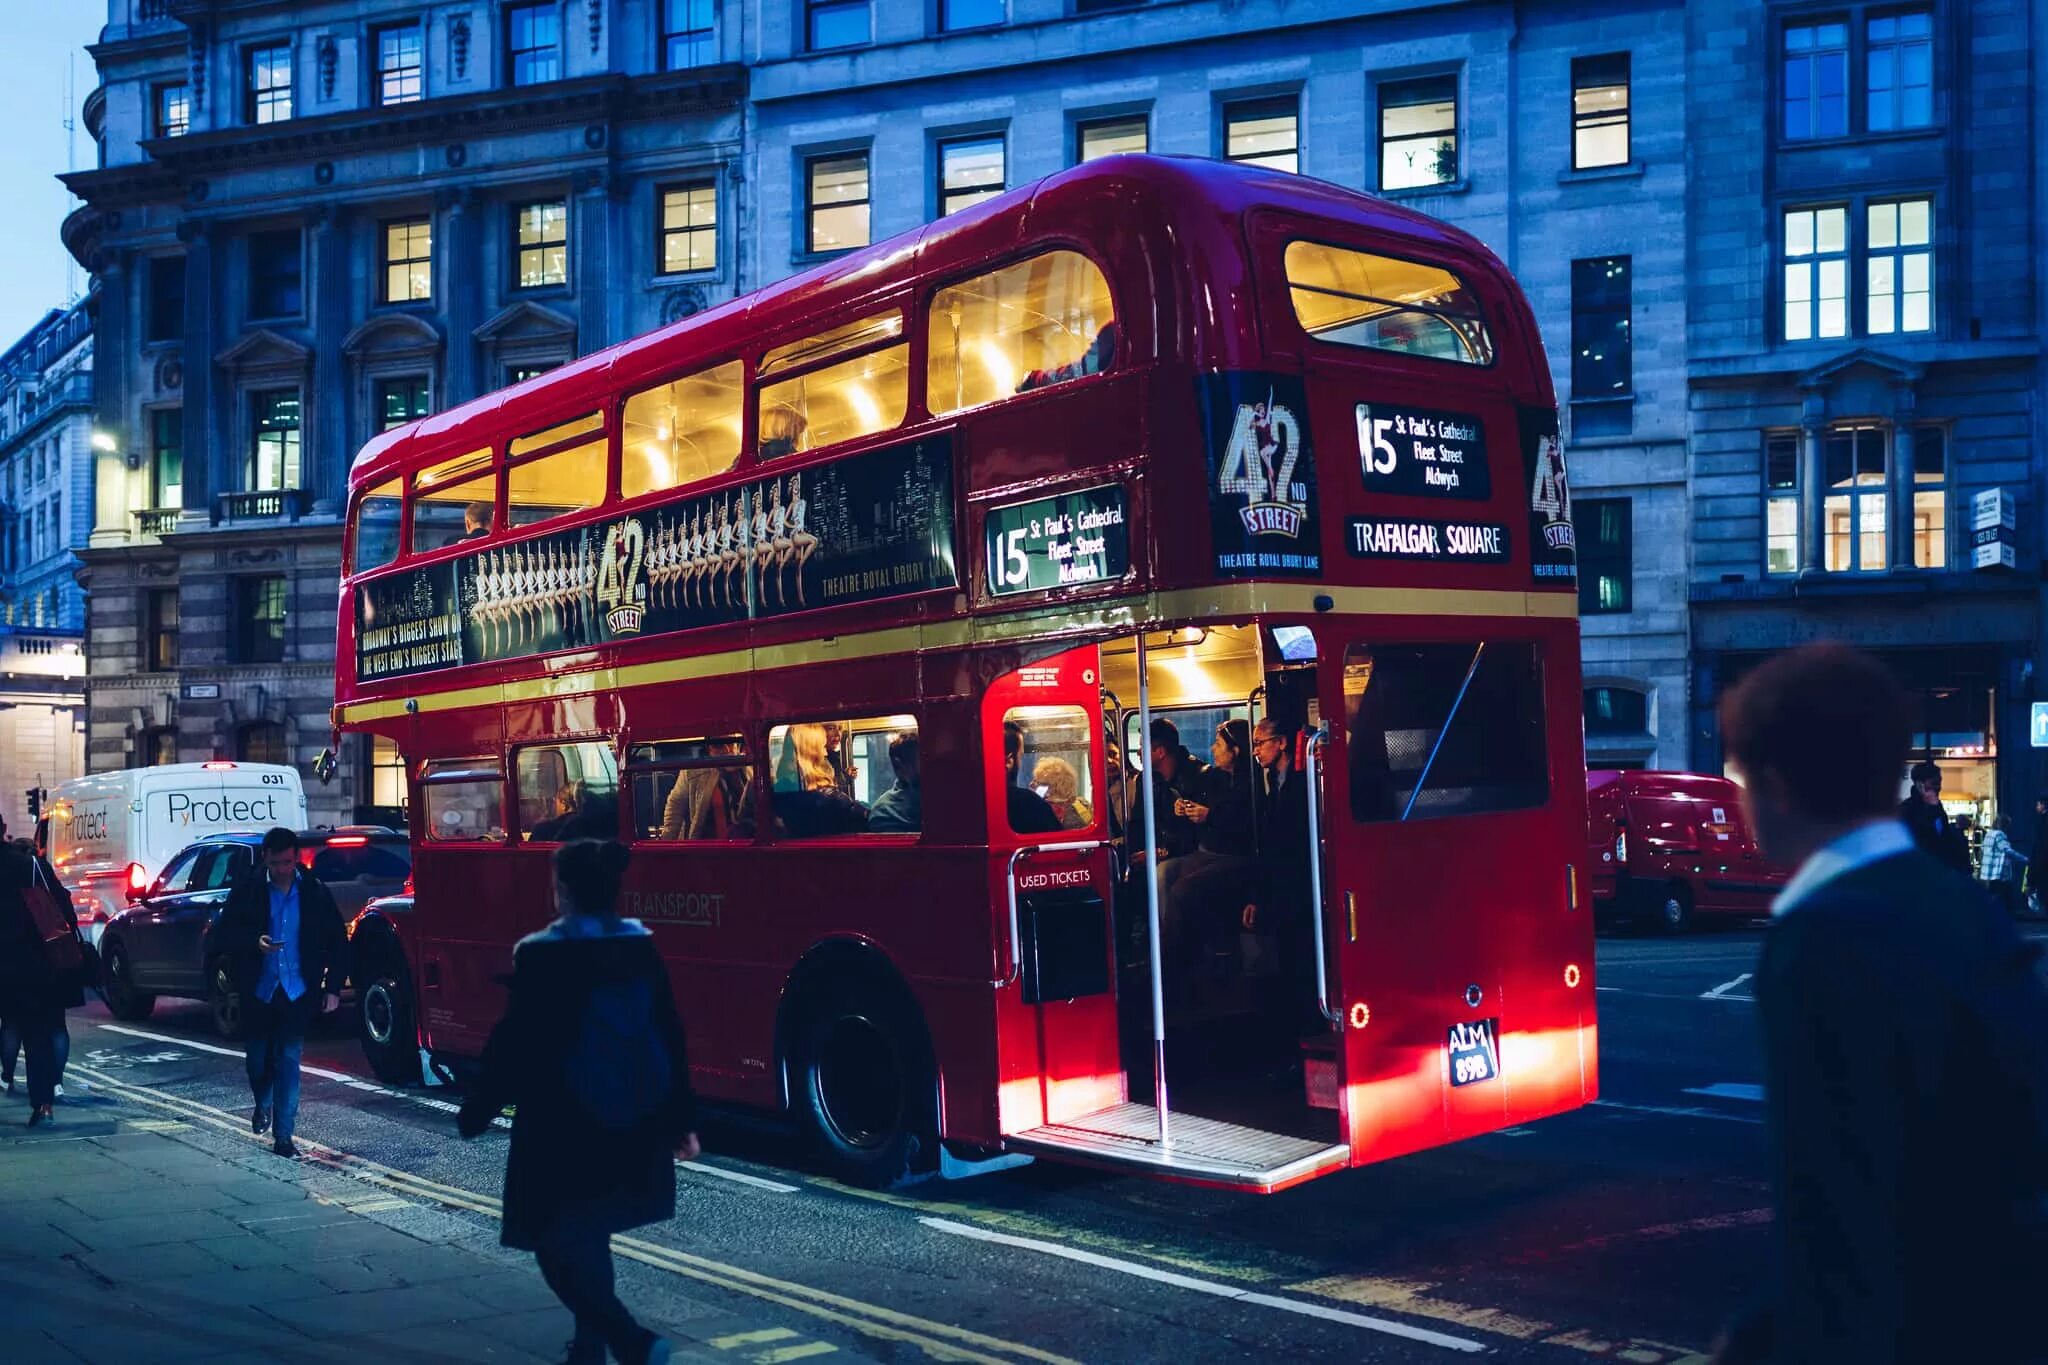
{"left": 1001, "top": 621, "right": 1347, "bottom": 1190}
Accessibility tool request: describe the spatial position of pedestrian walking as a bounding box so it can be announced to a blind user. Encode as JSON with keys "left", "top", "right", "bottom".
{"left": 1978, "top": 814, "right": 2027, "bottom": 918}
{"left": 1713, "top": 644, "right": 2048, "bottom": 1365}
{"left": 459, "top": 839, "right": 697, "bottom": 1365}
{"left": 0, "top": 814, "right": 86, "bottom": 1126}
{"left": 1897, "top": 758, "right": 1971, "bottom": 875}
{"left": 215, "top": 826, "right": 347, "bottom": 1158}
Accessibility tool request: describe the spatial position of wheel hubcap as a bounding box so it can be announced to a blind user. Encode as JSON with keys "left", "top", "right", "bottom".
{"left": 815, "top": 1014, "right": 902, "bottom": 1152}
{"left": 214, "top": 968, "right": 239, "bottom": 1029}
{"left": 1664, "top": 898, "right": 1684, "bottom": 924}
{"left": 363, "top": 981, "right": 396, "bottom": 1045}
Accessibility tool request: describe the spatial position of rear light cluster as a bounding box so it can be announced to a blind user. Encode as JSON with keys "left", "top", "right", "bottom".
{"left": 327, "top": 835, "right": 369, "bottom": 847}
{"left": 126, "top": 862, "right": 149, "bottom": 895}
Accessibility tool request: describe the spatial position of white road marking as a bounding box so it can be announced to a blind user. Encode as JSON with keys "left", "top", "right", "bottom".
{"left": 1592, "top": 1099, "right": 1764, "bottom": 1126}
{"left": 683, "top": 1161, "right": 798, "bottom": 1194}
{"left": 1700, "top": 973, "right": 1754, "bottom": 1000}
{"left": 1683, "top": 1083, "right": 1765, "bottom": 1104}
{"left": 920, "top": 1217, "right": 1487, "bottom": 1353}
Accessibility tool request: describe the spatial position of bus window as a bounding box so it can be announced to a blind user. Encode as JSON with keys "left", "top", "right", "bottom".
{"left": 756, "top": 313, "right": 908, "bottom": 458}
{"left": 420, "top": 758, "right": 506, "bottom": 843}
{"left": 510, "top": 411, "right": 604, "bottom": 457}
{"left": 353, "top": 477, "right": 403, "bottom": 572}
{"left": 927, "top": 251, "right": 1117, "bottom": 416}
{"left": 621, "top": 360, "right": 744, "bottom": 500}
{"left": 1342, "top": 642, "right": 1546, "bottom": 822}
{"left": 514, "top": 741, "right": 620, "bottom": 842}
{"left": 1002, "top": 707, "right": 1097, "bottom": 835}
{"left": 1283, "top": 241, "right": 1495, "bottom": 366}
{"left": 507, "top": 437, "right": 606, "bottom": 528}
{"left": 766, "top": 716, "right": 917, "bottom": 838}
{"left": 411, "top": 447, "right": 495, "bottom": 553}
{"left": 627, "top": 736, "right": 753, "bottom": 842}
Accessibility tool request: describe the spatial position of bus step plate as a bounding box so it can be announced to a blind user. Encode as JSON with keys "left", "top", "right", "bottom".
{"left": 1009, "top": 1103, "right": 1348, "bottom": 1190}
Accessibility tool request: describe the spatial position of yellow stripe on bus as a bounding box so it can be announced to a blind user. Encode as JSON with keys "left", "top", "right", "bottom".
{"left": 335, "top": 584, "right": 1575, "bottom": 725}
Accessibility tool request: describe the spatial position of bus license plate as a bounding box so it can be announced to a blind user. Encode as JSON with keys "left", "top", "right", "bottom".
{"left": 1447, "top": 1018, "right": 1500, "bottom": 1088}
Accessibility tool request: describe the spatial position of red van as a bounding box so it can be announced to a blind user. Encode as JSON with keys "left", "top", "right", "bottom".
{"left": 1586, "top": 770, "right": 1791, "bottom": 931}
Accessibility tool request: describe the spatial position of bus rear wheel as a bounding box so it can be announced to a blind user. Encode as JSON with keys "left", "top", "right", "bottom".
{"left": 793, "top": 989, "right": 937, "bottom": 1189}
{"left": 357, "top": 953, "right": 423, "bottom": 1085}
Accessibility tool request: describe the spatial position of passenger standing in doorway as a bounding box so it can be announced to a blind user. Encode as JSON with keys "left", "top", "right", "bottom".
{"left": 459, "top": 840, "right": 696, "bottom": 1365}
{"left": 1244, "top": 720, "right": 1315, "bottom": 1060}
{"left": 1713, "top": 645, "right": 2048, "bottom": 1365}
{"left": 1898, "top": 759, "right": 1971, "bottom": 875}
{"left": 1157, "top": 721, "right": 1259, "bottom": 983}
{"left": 217, "top": 827, "right": 347, "bottom": 1158}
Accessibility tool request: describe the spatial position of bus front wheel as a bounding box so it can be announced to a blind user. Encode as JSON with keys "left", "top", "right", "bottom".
{"left": 357, "top": 952, "right": 423, "bottom": 1085}
{"left": 793, "top": 988, "right": 937, "bottom": 1189}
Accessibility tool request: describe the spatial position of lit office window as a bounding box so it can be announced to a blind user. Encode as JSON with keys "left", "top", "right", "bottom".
{"left": 659, "top": 184, "right": 717, "bottom": 274}
{"left": 1783, "top": 206, "right": 1846, "bottom": 341}
{"left": 382, "top": 218, "right": 432, "bottom": 303}
{"left": 806, "top": 153, "right": 870, "bottom": 253}
{"left": 937, "top": 136, "right": 1005, "bottom": 215}
{"left": 1571, "top": 54, "right": 1630, "bottom": 168}
{"left": 1076, "top": 115, "right": 1147, "bottom": 164}
{"left": 1224, "top": 97, "right": 1298, "bottom": 173}
{"left": 1380, "top": 75, "right": 1457, "bottom": 189}
{"left": 1866, "top": 198, "right": 1932, "bottom": 335}
{"left": 514, "top": 201, "right": 568, "bottom": 288}
{"left": 375, "top": 22, "right": 424, "bottom": 105}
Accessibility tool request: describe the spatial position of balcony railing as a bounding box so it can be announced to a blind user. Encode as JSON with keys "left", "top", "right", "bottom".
{"left": 134, "top": 508, "right": 181, "bottom": 538}
{"left": 217, "top": 489, "right": 304, "bottom": 524}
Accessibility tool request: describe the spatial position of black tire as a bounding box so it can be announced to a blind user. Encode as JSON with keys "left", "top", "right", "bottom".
{"left": 99, "top": 939, "right": 156, "bottom": 1022}
{"left": 356, "top": 951, "right": 423, "bottom": 1085}
{"left": 208, "top": 958, "right": 245, "bottom": 1040}
{"left": 792, "top": 986, "right": 938, "bottom": 1189}
{"left": 1655, "top": 884, "right": 1695, "bottom": 935}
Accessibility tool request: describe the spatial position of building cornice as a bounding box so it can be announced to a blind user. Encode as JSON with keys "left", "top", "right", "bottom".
{"left": 62, "top": 67, "right": 743, "bottom": 212}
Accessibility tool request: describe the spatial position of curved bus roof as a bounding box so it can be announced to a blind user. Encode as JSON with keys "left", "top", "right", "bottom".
{"left": 348, "top": 154, "right": 1541, "bottom": 491}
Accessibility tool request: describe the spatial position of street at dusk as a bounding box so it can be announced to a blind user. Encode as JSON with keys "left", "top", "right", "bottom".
{"left": 4, "top": 3, "right": 2048, "bottom": 1364}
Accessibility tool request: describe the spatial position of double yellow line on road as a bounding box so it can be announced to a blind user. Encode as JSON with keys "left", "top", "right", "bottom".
{"left": 71, "top": 1064, "right": 1078, "bottom": 1365}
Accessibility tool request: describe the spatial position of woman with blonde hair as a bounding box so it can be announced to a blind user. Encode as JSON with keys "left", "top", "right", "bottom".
{"left": 1033, "top": 756, "right": 1093, "bottom": 831}
{"left": 772, "top": 723, "right": 868, "bottom": 838}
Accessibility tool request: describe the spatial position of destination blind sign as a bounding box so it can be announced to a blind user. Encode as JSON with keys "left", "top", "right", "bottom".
{"left": 985, "top": 484, "right": 1130, "bottom": 596}
{"left": 1347, "top": 517, "right": 1511, "bottom": 564}
{"left": 1355, "top": 402, "right": 1490, "bottom": 500}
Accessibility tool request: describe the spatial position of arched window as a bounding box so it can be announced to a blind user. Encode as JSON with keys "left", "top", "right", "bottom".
{"left": 1583, "top": 685, "right": 1649, "bottom": 737}
{"left": 238, "top": 722, "right": 288, "bottom": 766}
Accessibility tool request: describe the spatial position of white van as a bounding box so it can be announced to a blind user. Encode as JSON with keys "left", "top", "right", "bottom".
{"left": 45, "top": 762, "right": 309, "bottom": 943}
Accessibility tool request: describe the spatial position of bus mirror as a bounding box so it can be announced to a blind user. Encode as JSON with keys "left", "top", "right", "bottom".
{"left": 313, "top": 748, "right": 339, "bottom": 784}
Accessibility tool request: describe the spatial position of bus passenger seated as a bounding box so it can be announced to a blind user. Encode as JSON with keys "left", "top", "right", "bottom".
{"left": 866, "top": 733, "right": 921, "bottom": 834}
{"left": 1033, "top": 757, "right": 1092, "bottom": 831}
{"left": 660, "top": 740, "right": 744, "bottom": 841}
{"left": 1004, "top": 722, "right": 1063, "bottom": 835}
{"left": 460, "top": 501, "right": 492, "bottom": 541}
{"left": 759, "top": 403, "right": 807, "bottom": 460}
{"left": 772, "top": 723, "right": 868, "bottom": 838}
{"left": 1015, "top": 322, "right": 1120, "bottom": 394}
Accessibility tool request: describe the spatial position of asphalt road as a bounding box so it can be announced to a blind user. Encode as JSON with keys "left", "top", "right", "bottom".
{"left": 55, "top": 924, "right": 2012, "bottom": 1365}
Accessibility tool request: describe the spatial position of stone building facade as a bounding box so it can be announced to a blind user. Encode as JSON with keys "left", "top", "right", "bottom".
{"left": 0, "top": 303, "right": 95, "bottom": 831}
{"left": 743, "top": 0, "right": 1693, "bottom": 768}
{"left": 1683, "top": 0, "right": 2048, "bottom": 824}
{"left": 63, "top": 0, "right": 742, "bottom": 825}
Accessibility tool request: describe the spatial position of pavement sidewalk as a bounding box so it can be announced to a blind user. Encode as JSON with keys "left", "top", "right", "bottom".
{"left": 0, "top": 1075, "right": 731, "bottom": 1365}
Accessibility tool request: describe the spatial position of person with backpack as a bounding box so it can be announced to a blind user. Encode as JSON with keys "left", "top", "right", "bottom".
{"left": 459, "top": 839, "right": 697, "bottom": 1365}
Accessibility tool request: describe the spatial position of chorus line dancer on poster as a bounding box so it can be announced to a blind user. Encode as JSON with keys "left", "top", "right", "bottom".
{"left": 750, "top": 487, "right": 774, "bottom": 610}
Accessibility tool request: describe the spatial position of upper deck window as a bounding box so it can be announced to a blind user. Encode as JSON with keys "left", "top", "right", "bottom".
{"left": 507, "top": 414, "right": 607, "bottom": 528}
{"left": 622, "top": 360, "right": 744, "bottom": 499}
{"left": 353, "top": 478, "right": 403, "bottom": 573}
{"left": 757, "top": 313, "right": 908, "bottom": 458}
{"left": 411, "top": 447, "right": 495, "bottom": 554}
{"left": 1283, "top": 241, "right": 1495, "bottom": 366}
{"left": 927, "top": 251, "right": 1118, "bottom": 417}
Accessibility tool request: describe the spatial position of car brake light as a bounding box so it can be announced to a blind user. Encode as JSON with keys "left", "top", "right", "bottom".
{"left": 328, "top": 835, "right": 369, "bottom": 847}
{"left": 202, "top": 760, "right": 237, "bottom": 770}
{"left": 125, "top": 862, "right": 149, "bottom": 898}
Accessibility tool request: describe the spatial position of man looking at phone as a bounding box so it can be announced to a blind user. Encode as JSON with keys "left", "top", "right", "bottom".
{"left": 216, "top": 827, "right": 348, "bottom": 1158}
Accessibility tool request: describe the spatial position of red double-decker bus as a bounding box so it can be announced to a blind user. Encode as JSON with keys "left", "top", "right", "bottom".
{"left": 332, "top": 155, "right": 1593, "bottom": 1192}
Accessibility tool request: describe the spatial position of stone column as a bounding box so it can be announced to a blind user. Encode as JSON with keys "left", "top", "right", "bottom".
{"left": 1890, "top": 383, "right": 1918, "bottom": 572}
{"left": 309, "top": 206, "right": 348, "bottom": 518}
{"left": 574, "top": 171, "right": 610, "bottom": 353}
{"left": 1798, "top": 397, "right": 1826, "bottom": 577}
{"left": 176, "top": 219, "right": 216, "bottom": 527}
{"left": 88, "top": 250, "right": 133, "bottom": 546}
{"left": 439, "top": 188, "right": 478, "bottom": 404}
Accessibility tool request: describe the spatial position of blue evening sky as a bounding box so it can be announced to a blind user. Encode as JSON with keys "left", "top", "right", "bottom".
{"left": 0, "top": 7, "right": 109, "bottom": 349}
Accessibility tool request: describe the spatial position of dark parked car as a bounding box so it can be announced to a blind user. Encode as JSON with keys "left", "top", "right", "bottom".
{"left": 98, "top": 827, "right": 410, "bottom": 1037}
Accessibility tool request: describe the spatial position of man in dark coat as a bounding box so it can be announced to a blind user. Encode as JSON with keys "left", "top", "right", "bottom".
{"left": 1898, "top": 758, "right": 1971, "bottom": 875}
{"left": 1243, "top": 719, "right": 1316, "bottom": 1053}
{"left": 214, "top": 827, "right": 347, "bottom": 1157}
{"left": 1714, "top": 645, "right": 2048, "bottom": 1365}
{"left": 460, "top": 840, "right": 695, "bottom": 1365}
{"left": 0, "top": 816, "right": 79, "bottom": 1125}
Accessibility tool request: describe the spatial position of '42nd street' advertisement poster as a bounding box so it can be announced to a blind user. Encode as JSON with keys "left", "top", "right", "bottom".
{"left": 1198, "top": 371, "right": 1323, "bottom": 578}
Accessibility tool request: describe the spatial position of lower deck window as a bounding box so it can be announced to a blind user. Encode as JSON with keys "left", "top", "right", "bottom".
{"left": 628, "top": 736, "right": 754, "bottom": 842}
{"left": 767, "top": 716, "right": 918, "bottom": 838}
{"left": 421, "top": 759, "right": 506, "bottom": 842}
{"left": 1343, "top": 641, "right": 1547, "bottom": 820}
{"left": 515, "top": 741, "right": 620, "bottom": 842}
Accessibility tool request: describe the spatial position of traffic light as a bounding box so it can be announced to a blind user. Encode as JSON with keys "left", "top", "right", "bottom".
{"left": 25, "top": 787, "right": 41, "bottom": 818}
